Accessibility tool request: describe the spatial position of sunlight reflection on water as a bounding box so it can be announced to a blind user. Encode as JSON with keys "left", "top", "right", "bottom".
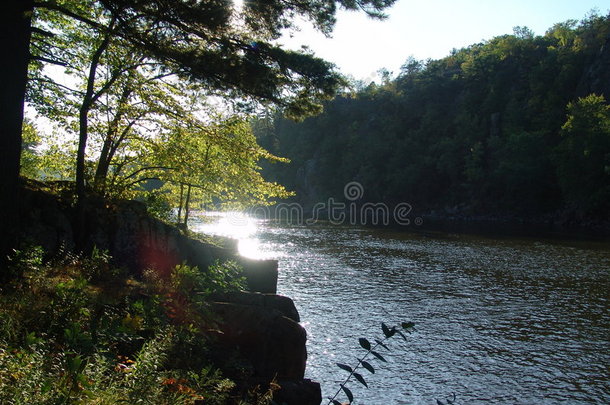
{"left": 190, "top": 212, "right": 280, "bottom": 260}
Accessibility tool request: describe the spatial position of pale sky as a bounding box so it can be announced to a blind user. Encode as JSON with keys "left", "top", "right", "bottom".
{"left": 278, "top": 0, "right": 610, "bottom": 81}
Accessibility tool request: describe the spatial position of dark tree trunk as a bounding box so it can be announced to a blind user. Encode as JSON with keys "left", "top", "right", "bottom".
{"left": 74, "top": 23, "right": 114, "bottom": 248}
{"left": 177, "top": 184, "right": 184, "bottom": 224}
{"left": 183, "top": 185, "right": 192, "bottom": 227}
{"left": 0, "top": 0, "right": 34, "bottom": 275}
{"left": 94, "top": 134, "right": 114, "bottom": 193}
{"left": 93, "top": 83, "right": 133, "bottom": 193}
{"left": 74, "top": 102, "right": 91, "bottom": 250}
{"left": 75, "top": 101, "right": 91, "bottom": 202}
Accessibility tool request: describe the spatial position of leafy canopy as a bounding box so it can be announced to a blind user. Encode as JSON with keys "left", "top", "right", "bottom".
{"left": 33, "top": 0, "right": 397, "bottom": 118}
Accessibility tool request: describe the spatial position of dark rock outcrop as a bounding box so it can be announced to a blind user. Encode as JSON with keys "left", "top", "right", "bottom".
{"left": 211, "top": 291, "right": 300, "bottom": 322}
{"left": 273, "top": 379, "right": 322, "bottom": 405}
{"left": 19, "top": 181, "right": 75, "bottom": 252}
{"left": 577, "top": 34, "right": 610, "bottom": 99}
{"left": 210, "top": 291, "right": 321, "bottom": 405}
{"left": 211, "top": 301, "right": 307, "bottom": 380}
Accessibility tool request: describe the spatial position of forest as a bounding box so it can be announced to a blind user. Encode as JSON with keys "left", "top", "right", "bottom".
{"left": 255, "top": 14, "right": 610, "bottom": 227}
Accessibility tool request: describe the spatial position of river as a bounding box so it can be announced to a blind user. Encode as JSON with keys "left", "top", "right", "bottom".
{"left": 192, "top": 214, "right": 610, "bottom": 404}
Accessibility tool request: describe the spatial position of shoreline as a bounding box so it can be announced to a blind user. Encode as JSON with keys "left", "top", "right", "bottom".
{"left": 250, "top": 207, "right": 610, "bottom": 241}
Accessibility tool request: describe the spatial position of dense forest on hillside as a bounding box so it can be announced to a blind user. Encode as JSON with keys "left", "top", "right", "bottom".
{"left": 255, "top": 14, "right": 610, "bottom": 225}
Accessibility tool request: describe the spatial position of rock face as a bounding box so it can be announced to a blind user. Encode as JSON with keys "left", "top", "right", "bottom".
{"left": 577, "top": 35, "right": 610, "bottom": 99}
{"left": 18, "top": 183, "right": 278, "bottom": 293}
{"left": 18, "top": 181, "right": 76, "bottom": 252}
{"left": 211, "top": 301, "right": 306, "bottom": 380}
{"left": 210, "top": 291, "right": 321, "bottom": 405}
{"left": 211, "top": 291, "right": 301, "bottom": 322}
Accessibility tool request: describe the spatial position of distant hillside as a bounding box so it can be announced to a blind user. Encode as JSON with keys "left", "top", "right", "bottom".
{"left": 255, "top": 13, "right": 610, "bottom": 228}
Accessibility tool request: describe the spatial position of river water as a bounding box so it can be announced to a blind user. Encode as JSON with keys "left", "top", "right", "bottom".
{"left": 193, "top": 214, "right": 610, "bottom": 404}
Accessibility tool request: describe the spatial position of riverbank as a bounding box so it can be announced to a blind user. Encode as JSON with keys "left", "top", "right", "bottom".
{"left": 1, "top": 180, "right": 321, "bottom": 404}
{"left": 260, "top": 201, "right": 610, "bottom": 240}
{"left": 414, "top": 210, "right": 610, "bottom": 240}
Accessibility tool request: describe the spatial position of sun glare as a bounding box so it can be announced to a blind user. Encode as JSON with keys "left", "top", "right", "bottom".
{"left": 199, "top": 212, "right": 256, "bottom": 239}
{"left": 194, "top": 212, "right": 274, "bottom": 260}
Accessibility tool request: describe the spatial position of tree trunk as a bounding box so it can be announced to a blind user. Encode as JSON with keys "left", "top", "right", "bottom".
{"left": 75, "top": 102, "right": 91, "bottom": 202}
{"left": 177, "top": 184, "right": 184, "bottom": 224}
{"left": 93, "top": 83, "right": 133, "bottom": 193}
{"left": 0, "top": 0, "right": 33, "bottom": 275}
{"left": 74, "top": 24, "right": 114, "bottom": 248}
{"left": 93, "top": 135, "right": 114, "bottom": 194}
{"left": 183, "top": 185, "right": 192, "bottom": 228}
{"left": 74, "top": 101, "right": 91, "bottom": 249}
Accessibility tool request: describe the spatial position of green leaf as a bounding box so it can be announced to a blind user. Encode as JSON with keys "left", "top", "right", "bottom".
{"left": 381, "top": 322, "right": 396, "bottom": 338}
{"left": 353, "top": 372, "right": 368, "bottom": 388}
{"left": 25, "top": 331, "right": 40, "bottom": 347}
{"left": 359, "top": 337, "right": 371, "bottom": 351}
{"left": 77, "top": 373, "right": 91, "bottom": 387}
{"left": 361, "top": 360, "right": 375, "bottom": 374}
{"left": 67, "top": 355, "right": 83, "bottom": 373}
{"left": 336, "top": 363, "right": 353, "bottom": 373}
{"left": 341, "top": 385, "right": 354, "bottom": 403}
{"left": 371, "top": 350, "right": 387, "bottom": 362}
{"left": 375, "top": 338, "right": 389, "bottom": 350}
{"left": 41, "top": 381, "right": 52, "bottom": 394}
{"left": 401, "top": 321, "right": 415, "bottom": 330}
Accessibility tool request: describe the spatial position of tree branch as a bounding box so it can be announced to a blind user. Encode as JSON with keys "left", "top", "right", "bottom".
{"left": 31, "top": 26, "right": 55, "bottom": 38}
{"left": 30, "top": 55, "right": 67, "bottom": 66}
{"left": 33, "top": 1, "right": 105, "bottom": 30}
{"left": 28, "top": 76, "right": 82, "bottom": 95}
{"left": 122, "top": 176, "right": 163, "bottom": 189}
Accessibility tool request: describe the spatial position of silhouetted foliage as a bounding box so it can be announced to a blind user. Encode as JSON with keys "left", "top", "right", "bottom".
{"left": 328, "top": 321, "right": 415, "bottom": 404}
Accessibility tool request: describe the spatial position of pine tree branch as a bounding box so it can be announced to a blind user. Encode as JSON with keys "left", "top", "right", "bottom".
{"left": 33, "top": 1, "right": 104, "bottom": 30}
{"left": 30, "top": 55, "right": 67, "bottom": 66}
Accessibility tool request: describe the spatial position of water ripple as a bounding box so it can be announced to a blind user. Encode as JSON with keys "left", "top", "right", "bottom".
{"left": 196, "top": 217, "right": 610, "bottom": 404}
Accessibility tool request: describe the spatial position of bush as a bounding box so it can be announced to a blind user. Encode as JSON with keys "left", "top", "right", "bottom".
{"left": 0, "top": 246, "right": 256, "bottom": 404}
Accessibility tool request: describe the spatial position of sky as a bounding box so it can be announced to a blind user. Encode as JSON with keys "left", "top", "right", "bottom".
{"left": 277, "top": 0, "right": 610, "bottom": 81}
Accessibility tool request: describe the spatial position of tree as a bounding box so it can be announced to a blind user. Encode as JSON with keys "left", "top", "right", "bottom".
{"left": 1, "top": 1, "right": 35, "bottom": 272}
{"left": 257, "top": 14, "right": 610, "bottom": 221}
{"left": 146, "top": 117, "right": 291, "bottom": 226}
{"left": 27, "top": 0, "right": 396, "bottom": 203}
{"left": 0, "top": 0, "right": 398, "bottom": 265}
{"left": 102, "top": 113, "right": 292, "bottom": 225}
{"left": 555, "top": 94, "right": 610, "bottom": 214}
{"left": 27, "top": 9, "right": 292, "bottom": 214}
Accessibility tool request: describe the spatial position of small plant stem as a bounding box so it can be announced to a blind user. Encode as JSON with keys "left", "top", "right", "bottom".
{"left": 327, "top": 336, "right": 390, "bottom": 405}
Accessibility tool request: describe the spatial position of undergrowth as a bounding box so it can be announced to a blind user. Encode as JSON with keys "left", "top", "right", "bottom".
{"left": 0, "top": 245, "right": 269, "bottom": 404}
